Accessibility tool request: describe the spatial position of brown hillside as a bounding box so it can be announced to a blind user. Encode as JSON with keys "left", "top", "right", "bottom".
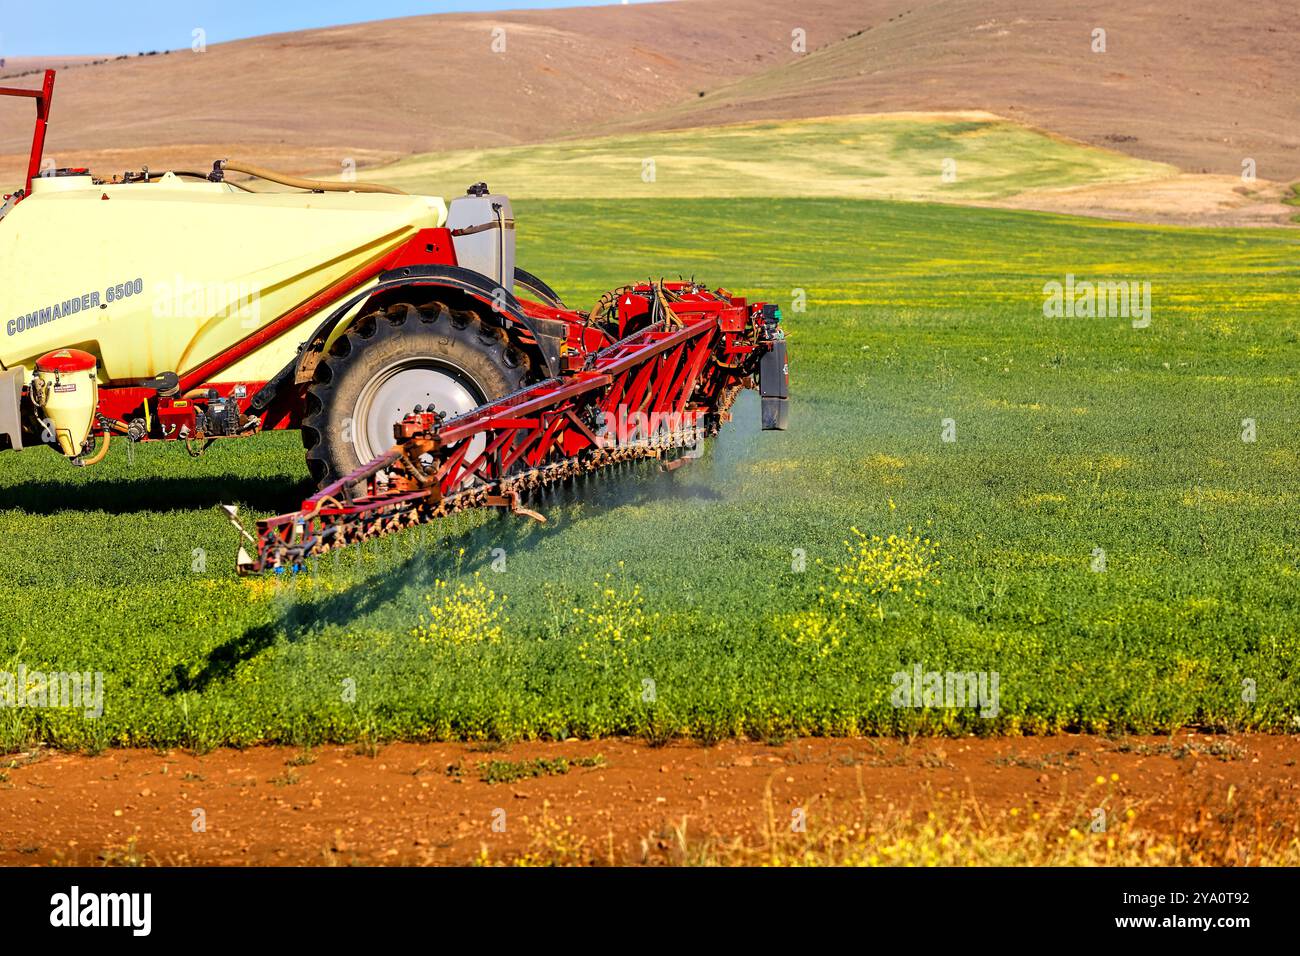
{"left": 0, "top": 0, "right": 877, "bottom": 184}
{"left": 615, "top": 0, "right": 1300, "bottom": 180}
{"left": 3, "top": 0, "right": 1294, "bottom": 203}
{"left": 0, "top": 55, "right": 107, "bottom": 77}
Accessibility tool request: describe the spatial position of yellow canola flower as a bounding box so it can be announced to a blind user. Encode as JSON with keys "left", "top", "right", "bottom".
{"left": 827, "top": 526, "right": 940, "bottom": 614}
{"left": 412, "top": 573, "right": 507, "bottom": 645}
{"left": 573, "top": 572, "right": 656, "bottom": 666}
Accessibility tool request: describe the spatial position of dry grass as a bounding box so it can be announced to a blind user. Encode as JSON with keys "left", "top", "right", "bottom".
{"left": 368, "top": 113, "right": 1169, "bottom": 201}
{"left": 478, "top": 779, "right": 1300, "bottom": 867}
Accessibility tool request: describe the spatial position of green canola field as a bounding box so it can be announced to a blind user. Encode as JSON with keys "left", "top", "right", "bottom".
{"left": 1, "top": 197, "right": 1297, "bottom": 750}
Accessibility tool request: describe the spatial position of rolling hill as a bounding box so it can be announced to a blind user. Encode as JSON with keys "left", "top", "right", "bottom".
{"left": 1, "top": 0, "right": 1295, "bottom": 224}
{"left": 0, "top": 0, "right": 882, "bottom": 184}
{"left": 616, "top": 0, "right": 1300, "bottom": 181}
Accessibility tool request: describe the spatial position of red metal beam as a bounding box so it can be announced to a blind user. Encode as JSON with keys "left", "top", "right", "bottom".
{"left": 438, "top": 374, "right": 611, "bottom": 444}
{"left": 671, "top": 336, "right": 716, "bottom": 413}
{"left": 499, "top": 425, "right": 545, "bottom": 473}
{"left": 526, "top": 414, "right": 569, "bottom": 468}
{"left": 457, "top": 428, "right": 519, "bottom": 485}
{"left": 0, "top": 69, "right": 55, "bottom": 195}
{"left": 437, "top": 441, "right": 473, "bottom": 489}
{"left": 647, "top": 342, "right": 685, "bottom": 413}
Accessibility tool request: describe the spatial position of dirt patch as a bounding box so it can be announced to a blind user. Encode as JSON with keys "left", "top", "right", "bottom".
{"left": 2, "top": 734, "right": 1297, "bottom": 865}
{"left": 988, "top": 174, "right": 1300, "bottom": 227}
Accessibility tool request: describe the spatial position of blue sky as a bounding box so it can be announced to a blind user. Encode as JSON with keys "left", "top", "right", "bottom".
{"left": 2, "top": 0, "right": 643, "bottom": 57}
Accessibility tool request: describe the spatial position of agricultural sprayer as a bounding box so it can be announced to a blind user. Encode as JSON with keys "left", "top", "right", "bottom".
{"left": 0, "top": 71, "right": 788, "bottom": 572}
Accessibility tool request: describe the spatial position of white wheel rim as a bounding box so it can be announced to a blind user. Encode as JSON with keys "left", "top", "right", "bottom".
{"left": 352, "top": 358, "right": 485, "bottom": 466}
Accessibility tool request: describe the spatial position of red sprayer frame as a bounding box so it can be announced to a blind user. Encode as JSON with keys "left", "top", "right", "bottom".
{"left": 3, "top": 69, "right": 789, "bottom": 571}
{"left": 240, "top": 283, "right": 786, "bottom": 573}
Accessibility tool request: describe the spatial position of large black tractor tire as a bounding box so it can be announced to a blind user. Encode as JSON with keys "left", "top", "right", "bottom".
{"left": 302, "top": 300, "right": 530, "bottom": 488}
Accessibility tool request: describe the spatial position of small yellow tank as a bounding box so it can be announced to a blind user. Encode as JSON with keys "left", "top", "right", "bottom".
{"left": 31, "top": 348, "right": 98, "bottom": 456}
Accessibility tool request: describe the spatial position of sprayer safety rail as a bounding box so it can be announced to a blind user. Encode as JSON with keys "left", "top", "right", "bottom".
{"left": 233, "top": 283, "right": 788, "bottom": 573}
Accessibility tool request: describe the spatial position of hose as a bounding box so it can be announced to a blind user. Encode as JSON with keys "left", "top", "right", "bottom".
{"left": 653, "top": 280, "right": 683, "bottom": 331}
{"left": 76, "top": 430, "right": 111, "bottom": 467}
{"left": 142, "top": 170, "right": 258, "bottom": 193}
{"left": 218, "top": 160, "right": 407, "bottom": 195}
{"left": 186, "top": 437, "right": 215, "bottom": 458}
{"left": 72, "top": 414, "right": 129, "bottom": 467}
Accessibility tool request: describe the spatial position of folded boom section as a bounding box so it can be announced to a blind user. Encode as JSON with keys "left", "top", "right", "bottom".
{"left": 238, "top": 282, "right": 785, "bottom": 573}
